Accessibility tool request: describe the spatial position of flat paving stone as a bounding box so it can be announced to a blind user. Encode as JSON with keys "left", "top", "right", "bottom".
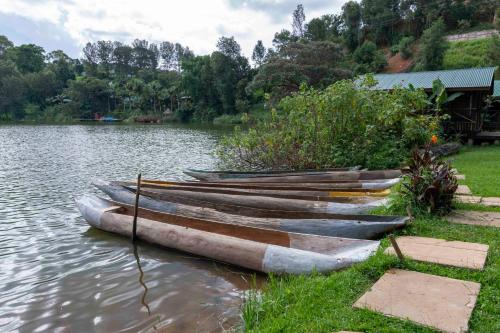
{"left": 456, "top": 174, "right": 465, "bottom": 180}
{"left": 385, "top": 236, "right": 488, "bottom": 269}
{"left": 447, "top": 210, "right": 500, "bottom": 228}
{"left": 482, "top": 197, "right": 500, "bottom": 207}
{"left": 455, "top": 195, "right": 482, "bottom": 204}
{"left": 353, "top": 269, "right": 480, "bottom": 333}
{"left": 456, "top": 185, "right": 472, "bottom": 195}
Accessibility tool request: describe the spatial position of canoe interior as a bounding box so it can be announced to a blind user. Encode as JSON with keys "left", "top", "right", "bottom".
{"left": 88, "top": 195, "right": 378, "bottom": 255}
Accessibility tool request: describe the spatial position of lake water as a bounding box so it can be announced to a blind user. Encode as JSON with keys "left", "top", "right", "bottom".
{"left": 0, "top": 124, "right": 254, "bottom": 332}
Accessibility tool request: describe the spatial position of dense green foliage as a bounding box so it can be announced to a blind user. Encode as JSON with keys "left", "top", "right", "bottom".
{"left": 0, "top": 0, "right": 496, "bottom": 122}
{"left": 415, "top": 19, "right": 448, "bottom": 71}
{"left": 241, "top": 146, "right": 500, "bottom": 333}
{"left": 218, "top": 76, "right": 438, "bottom": 170}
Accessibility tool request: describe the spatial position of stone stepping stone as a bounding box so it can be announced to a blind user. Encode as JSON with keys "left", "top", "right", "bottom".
{"left": 385, "top": 236, "right": 488, "bottom": 269}
{"left": 456, "top": 174, "right": 465, "bottom": 180}
{"left": 456, "top": 185, "right": 472, "bottom": 195}
{"left": 447, "top": 210, "right": 500, "bottom": 228}
{"left": 353, "top": 269, "right": 480, "bottom": 333}
{"left": 482, "top": 197, "right": 500, "bottom": 207}
{"left": 455, "top": 195, "right": 482, "bottom": 204}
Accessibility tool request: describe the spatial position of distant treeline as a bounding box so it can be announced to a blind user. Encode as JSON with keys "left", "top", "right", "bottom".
{"left": 0, "top": 0, "right": 497, "bottom": 123}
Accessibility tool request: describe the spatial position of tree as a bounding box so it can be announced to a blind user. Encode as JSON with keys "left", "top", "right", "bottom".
{"left": 417, "top": 18, "right": 448, "bottom": 70}
{"left": 6, "top": 44, "right": 45, "bottom": 73}
{"left": 353, "top": 41, "right": 387, "bottom": 74}
{"left": 248, "top": 41, "right": 351, "bottom": 101}
{"left": 252, "top": 40, "right": 266, "bottom": 66}
{"left": 304, "top": 15, "right": 342, "bottom": 42}
{"left": 292, "top": 4, "right": 306, "bottom": 38}
{"left": 0, "top": 35, "right": 13, "bottom": 58}
{"left": 273, "top": 29, "right": 296, "bottom": 51}
{"left": 216, "top": 36, "right": 242, "bottom": 60}
{"left": 342, "top": 1, "right": 362, "bottom": 51}
{"left": 0, "top": 59, "right": 26, "bottom": 119}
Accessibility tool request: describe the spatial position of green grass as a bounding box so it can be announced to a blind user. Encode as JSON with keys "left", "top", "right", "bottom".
{"left": 443, "top": 37, "right": 495, "bottom": 70}
{"left": 450, "top": 145, "right": 500, "bottom": 197}
{"left": 242, "top": 147, "right": 500, "bottom": 332}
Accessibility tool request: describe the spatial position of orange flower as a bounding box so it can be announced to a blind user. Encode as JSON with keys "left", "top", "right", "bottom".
{"left": 431, "top": 135, "right": 438, "bottom": 144}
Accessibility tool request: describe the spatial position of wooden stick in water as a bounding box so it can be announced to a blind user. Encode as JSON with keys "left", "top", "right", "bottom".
{"left": 132, "top": 173, "right": 142, "bottom": 242}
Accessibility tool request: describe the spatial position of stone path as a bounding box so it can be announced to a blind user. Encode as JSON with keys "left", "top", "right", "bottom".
{"left": 447, "top": 210, "right": 500, "bottom": 228}
{"left": 456, "top": 185, "right": 472, "bottom": 195}
{"left": 456, "top": 174, "right": 465, "bottom": 180}
{"left": 354, "top": 269, "right": 481, "bottom": 333}
{"left": 385, "top": 236, "right": 489, "bottom": 269}
{"left": 455, "top": 195, "right": 482, "bottom": 204}
{"left": 455, "top": 195, "right": 500, "bottom": 206}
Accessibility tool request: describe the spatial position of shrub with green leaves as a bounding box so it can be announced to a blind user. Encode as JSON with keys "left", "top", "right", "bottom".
{"left": 217, "top": 77, "right": 441, "bottom": 170}
{"left": 400, "top": 146, "right": 457, "bottom": 215}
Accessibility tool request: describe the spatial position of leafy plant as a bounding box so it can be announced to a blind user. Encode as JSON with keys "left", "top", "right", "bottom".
{"left": 400, "top": 145, "right": 458, "bottom": 215}
{"left": 217, "top": 76, "right": 440, "bottom": 170}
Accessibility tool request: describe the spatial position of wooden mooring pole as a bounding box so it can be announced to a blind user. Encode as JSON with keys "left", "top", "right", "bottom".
{"left": 132, "top": 173, "right": 142, "bottom": 242}
{"left": 389, "top": 235, "right": 404, "bottom": 261}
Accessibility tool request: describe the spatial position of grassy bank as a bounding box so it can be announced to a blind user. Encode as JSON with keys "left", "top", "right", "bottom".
{"left": 242, "top": 146, "right": 500, "bottom": 332}
{"left": 443, "top": 37, "right": 496, "bottom": 70}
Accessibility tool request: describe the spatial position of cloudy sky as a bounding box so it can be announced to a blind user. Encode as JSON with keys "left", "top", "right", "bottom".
{"left": 0, "top": 0, "right": 346, "bottom": 58}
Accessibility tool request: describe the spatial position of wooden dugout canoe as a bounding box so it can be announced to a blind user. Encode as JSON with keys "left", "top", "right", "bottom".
{"left": 98, "top": 181, "right": 388, "bottom": 215}
{"left": 95, "top": 180, "right": 408, "bottom": 238}
{"left": 127, "top": 178, "right": 400, "bottom": 191}
{"left": 121, "top": 183, "right": 387, "bottom": 202}
{"left": 76, "top": 194, "right": 380, "bottom": 274}
{"left": 184, "top": 169, "right": 401, "bottom": 183}
{"left": 183, "top": 167, "right": 356, "bottom": 178}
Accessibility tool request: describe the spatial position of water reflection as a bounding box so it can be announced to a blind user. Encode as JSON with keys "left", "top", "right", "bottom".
{"left": 0, "top": 124, "right": 256, "bottom": 332}
{"left": 133, "top": 243, "right": 152, "bottom": 317}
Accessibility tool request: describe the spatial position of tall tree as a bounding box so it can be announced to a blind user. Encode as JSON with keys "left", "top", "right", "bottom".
{"left": 0, "top": 35, "right": 13, "bottom": 58}
{"left": 417, "top": 18, "right": 448, "bottom": 70}
{"left": 6, "top": 44, "right": 45, "bottom": 73}
{"left": 342, "top": 1, "right": 362, "bottom": 51}
{"left": 292, "top": 4, "right": 306, "bottom": 38}
{"left": 252, "top": 40, "right": 266, "bottom": 66}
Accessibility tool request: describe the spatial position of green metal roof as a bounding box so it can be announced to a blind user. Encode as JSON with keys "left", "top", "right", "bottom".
{"left": 494, "top": 80, "right": 500, "bottom": 97}
{"left": 369, "top": 67, "right": 496, "bottom": 91}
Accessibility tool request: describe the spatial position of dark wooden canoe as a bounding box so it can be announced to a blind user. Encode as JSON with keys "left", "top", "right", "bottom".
{"left": 77, "top": 194, "right": 379, "bottom": 274}
{"left": 94, "top": 180, "right": 408, "bottom": 239}
{"left": 184, "top": 169, "right": 401, "bottom": 183}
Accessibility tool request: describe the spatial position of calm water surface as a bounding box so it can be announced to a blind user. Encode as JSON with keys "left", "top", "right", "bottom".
{"left": 0, "top": 124, "right": 254, "bottom": 332}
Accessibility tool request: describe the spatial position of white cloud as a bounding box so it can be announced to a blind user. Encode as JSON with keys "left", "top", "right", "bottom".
{"left": 0, "top": 0, "right": 346, "bottom": 57}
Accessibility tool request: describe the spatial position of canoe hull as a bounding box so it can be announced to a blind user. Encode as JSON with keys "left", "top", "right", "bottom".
{"left": 184, "top": 169, "right": 401, "bottom": 183}
{"left": 77, "top": 195, "right": 379, "bottom": 274}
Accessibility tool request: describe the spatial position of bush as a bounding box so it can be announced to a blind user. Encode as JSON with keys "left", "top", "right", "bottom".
{"left": 398, "top": 36, "right": 414, "bottom": 59}
{"left": 400, "top": 146, "right": 458, "bottom": 215}
{"left": 217, "top": 77, "right": 441, "bottom": 170}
